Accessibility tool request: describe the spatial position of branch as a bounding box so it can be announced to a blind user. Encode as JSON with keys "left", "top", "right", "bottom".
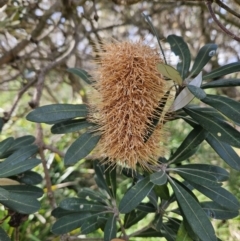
{"left": 206, "top": 1, "right": 240, "bottom": 42}
{"left": 0, "top": 2, "right": 61, "bottom": 66}
{"left": 215, "top": 0, "right": 240, "bottom": 19}
{"left": 3, "top": 78, "right": 36, "bottom": 122}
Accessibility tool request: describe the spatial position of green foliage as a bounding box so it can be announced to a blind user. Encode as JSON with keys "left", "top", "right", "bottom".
{"left": 1, "top": 28, "right": 240, "bottom": 240}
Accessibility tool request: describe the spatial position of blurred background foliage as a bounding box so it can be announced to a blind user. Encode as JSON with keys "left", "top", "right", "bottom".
{"left": 0, "top": 0, "right": 239, "bottom": 240}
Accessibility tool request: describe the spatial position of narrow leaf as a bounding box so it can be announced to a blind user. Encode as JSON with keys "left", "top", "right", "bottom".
{"left": 0, "top": 145, "right": 38, "bottom": 169}
{"left": 51, "top": 119, "right": 93, "bottom": 134}
{"left": 184, "top": 108, "right": 240, "bottom": 148}
{"left": 78, "top": 187, "right": 107, "bottom": 203}
{"left": 124, "top": 210, "right": 147, "bottom": 229}
{"left": 67, "top": 68, "right": 92, "bottom": 84}
{"left": 105, "top": 165, "right": 117, "bottom": 198}
{"left": 0, "top": 227, "right": 11, "bottom": 241}
{"left": 176, "top": 222, "right": 192, "bottom": 241}
{"left": 170, "top": 179, "right": 217, "bottom": 241}
{"left": 0, "top": 158, "right": 41, "bottom": 178}
{"left": 81, "top": 216, "right": 102, "bottom": 234}
{"left": 26, "top": 104, "right": 88, "bottom": 124}
{"left": 176, "top": 164, "right": 229, "bottom": 182}
{"left": 9, "top": 135, "right": 35, "bottom": 151}
{"left": 94, "top": 161, "right": 111, "bottom": 195}
{"left": 148, "top": 189, "right": 158, "bottom": 209}
{"left": 172, "top": 167, "right": 221, "bottom": 187}
{"left": 0, "top": 192, "right": 40, "bottom": 214}
{"left": 15, "top": 171, "right": 42, "bottom": 185}
{"left": 119, "top": 176, "right": 154, "bottom": 213}
{"left": 2, "top": 185, "right": 43, "bottom": 198}
{"left": 0, "top": 187, "right": 9, "bottom": 200}
{"left": 59, "top": 198, "right": 106, "bottom": 212}
{"left": 51, "top": 213, "right": 91, "bottom": 234}
{"left": 201, "top": 201, "right": 239, "bottom": 220}
{"left": 0, "top": 118, "right": 3, "bottom": 133}
{"left": 202, "top": 94, "right": 240, "bottom": 125}
{"left": 167, "top": 35, "right": 191, "bottom": 80}
{"left": 136, "top": 202, "right": 155, "bottom": 213}
{"left": 0, "top": 137, "right": 14, "bottom": 158}
{"left": 104, "top": 215, "right": 116, "bottom": 241}
{"left": 206, "top": 134, "right": 240, "bottom": 170}
{"left": 169, "top": 126, "right": 207, "bottom": 163}
{"left": 202, "top": 78, "right": 240, "bottom": 89}
{"left": 203, "top": 62, "right": 240, "bottom": 80}
{"left": 51, "top": 207, "right": 78, "bottom": 218}
{"left": 170, "top": 72, "right": 202, "bottom": 111}
{"left": 132, "top": 227, "right": 163, "bottom": 237}
{"left": 190, "top": 182, "right": 240, "bottom": 210}
{"left": 150, "top": 170, "right": 167, "bottom": 185}
{"left": 157, "top": 63, "right": 183, "bottom": 85}
{"left": 190, "top": 43, "right": 217, "bottom": 77}
{"left": 65, "top": 132, "right": 100, "bottom": 165}
{"left": 187, "top": 85, "right": 206, "bottom": 100}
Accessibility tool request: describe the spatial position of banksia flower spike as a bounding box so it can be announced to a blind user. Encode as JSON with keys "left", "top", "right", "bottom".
{"left": 89, "top": 40, "right": 171, "bottom": 170}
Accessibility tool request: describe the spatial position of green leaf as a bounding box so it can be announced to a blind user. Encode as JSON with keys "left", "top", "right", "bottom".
{"left": 201, "top": 201, "right": 239, "bottom": 220}
{"left": 2, "top": 185, "right": 43, "bottom": 198}
{"left": 0, "top": 227, "right": 11, "bottom": 241}
{"left": 67, "top": 68, "right": 92, "bottom": 84}
{"left": 169, "top": 126, "right": 207, "bottom": 163}
{"left": 176, "top": 164, "right": 229, "bottom": 182}
{"left": 0, "top": 192, "right": 40, "bottom": 214}
{"left": 81, "top": 215, "right": 103, "bottom": 234}
{"left": 0, "top": 137, "right": 14, "bottom": 158}
{"left": 124, "top": 210, "right": 147, "bottom": 229}
{"left": 104, "top": 215, "right": 116, "bottom": 241}
{"left": 206, "top": 133, "right": 240, "bottom": 171}
{"left": 0, "top": 118, "right": 3, "bottom": 133}
{"left": 59, "top": 198, "right": 107, "bottom": 212}
{"left": 154, "top": 184, "right": 170, "bottom": 200}
{"left": 150, "top": 170, "right": 167, "bottom": 185}
{"left": 0, "top": 187, "right": 9, "bottom": 200}
{"left": 78, "top": 188, "right": 107, "bottom": 204}
{"left": 148, "top": 189, "right": 158, "bottom": 209}
{"left": 190, "top": 43, "right": 218, "bottom": 77}
{"left": 144, "top": 91, "right": 171, "bottom": 142}
{"left": 189, "top": 182, "right": 240, "bottom": 210}
{"left": 51, "top": 207, "right": 78, "bottom": 218}
{"left": 157, "top": 63, "right": 183, "bottom": 85}
{"left": 187, "top": 85, "right": 206, "bottom": 100}
{"left": 172, "top": 166, "right": 222, "bottom": 187}
{"left": 202, "top": 94, "right": 240, "bottom": 125}
{"left": 202, "top": 78, "right": 240, "bottom": 89}
{"left": 176, "top": 222, "right": 192, "bottom": 241}
{"left": 94, "top": 161, "right": 111, "bottom": 195}
{"left": 0, "top": 158, "right": 41, "bottom": 178}
{"left": 119, "top": 176, "right": 154, "bottom": 213}
{"left": 26, "top": 104, "right": 88, "bottom": 124}
{"left": 136, "top": 202, "right": 155, "bottom": 213}
{"left": 9, "top": 135, "right": 35, "bottom": 151}
{"left": 170, "top": 72, "right": 202, "bottom": 111}
{"left": 170, "top": 179, "right": 217, "bottom": 241}
{"left": 0, "top": 145, "right": 38, "bottom": 170}
{"left": 51, "top": 213, "right": 92, "bottom": 234}
{"left": 153, "top": 214, "right": 163, "bottom": 232}
{"left": 64, "top": 132, "right": 100, "bottom": 165}
{"left": 133, "top": 227, "right": 163, "bottom": 237}
{"left": 203, "top": 62, "right": 240, "bottom": 80}
{"left": 51, "top": 119, "right": 94, "bottom": 134}
{"left": 15, "top": 171, "right": 42, "bottom": 185}
{"left": 167, "top": 35, "right": 191, "bottom": 80}
{"left": 162, "top": 223, "right": 177, "bottom": 241}
{"left": 184, "top": 108, "right": 240, "bottom": 148}
{"left": 105, "top": 165, "right": 116, "bottom": 198}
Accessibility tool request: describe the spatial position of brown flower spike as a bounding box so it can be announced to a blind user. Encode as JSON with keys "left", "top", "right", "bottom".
{"left": 89, "top": 41, "right": 170, "bottom": 170}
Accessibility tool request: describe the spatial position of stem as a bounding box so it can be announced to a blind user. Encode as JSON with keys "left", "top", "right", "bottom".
{"left": 205, "top": 1, "right": 240, "bottom": 42}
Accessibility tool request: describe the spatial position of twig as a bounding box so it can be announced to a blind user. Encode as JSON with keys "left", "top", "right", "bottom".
{"left": 35, "top": 123, "right": 56, "bottom": 209}
{"left": 43, "top": 144, "right": 65, "bottom": 157}
{"left": 3, "top": 78, "right": 36, "bottom": 122}
{"left": 215, "top": 0, "right": 240, "bottom": 19}
{"left": 205, "top": 1, "right": 240, "bottom": 42}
